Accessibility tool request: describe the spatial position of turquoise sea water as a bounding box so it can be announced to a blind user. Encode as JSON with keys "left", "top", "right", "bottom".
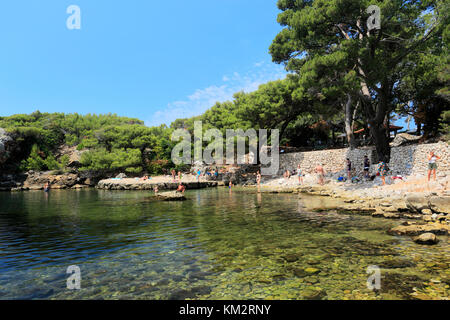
{"left": 0, "top": 188, "right": 448, "bottom": 300}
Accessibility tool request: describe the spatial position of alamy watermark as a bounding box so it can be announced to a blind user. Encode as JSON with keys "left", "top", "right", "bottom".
{"left": 66, "top": 5, "right": 81, "bottom": 30}
{"left": 367, "top": 5, "right": 381, "bottom": 31}
{"left": 366, "top": 265, "right": 381, "bottom": 290}
{"left": 67, "top": 265, "right": 81, "bottom": 290}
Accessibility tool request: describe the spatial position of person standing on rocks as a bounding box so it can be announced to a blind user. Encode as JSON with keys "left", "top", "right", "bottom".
{"left": 256, "top": 170, "right": 261, "bottom": 186}
{"left": 377, "top": 160, "right": 387, "bottom": 186}
{"left": 346, "top": 158, "right": 352, "bottom": 180}
{"left": 363, "top": 155, "right": 370, "bottom": 179}
{"left": 427, "top": 151, "right": 441, "bottom": 182}
{"left": 296, "top": 164, "right": 303, "bottom": 185}
{"left": 315, "top": 164, "right": 325, "bottom": 185}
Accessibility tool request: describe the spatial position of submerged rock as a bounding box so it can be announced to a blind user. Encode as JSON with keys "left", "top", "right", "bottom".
{"left": 301, "top": 287, "right": 327, "bottom": 300}
{"left": 413, "top": 233, "right": 439, "bottom": 245}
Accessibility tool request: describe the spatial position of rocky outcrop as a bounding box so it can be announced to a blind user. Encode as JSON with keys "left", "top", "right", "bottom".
{"left": 0, "top": 171, "right": 96, "bottom": 191}
{"left": 405, "top": 193, "right": 450, "bottom": 214}
{"left": 388, "top": 223, "right": 449, "bottom": 236}
{"left": 429, "top": 196, "right": 450, "bottom": 215}
{"left": 390, "top": 133, "right": 422, "bottom": 147}
{"left": 405, "top": 193, "right": 431, "bottom": 213}
{"left": 22, "top": 171, "right": 80, "bottom": 190}
{"left": 413, "top": 233, "right": 439, "bottom": 245}
{"left": 0, "top": 128, "right": 17, "bottom": 167}
{"left": 155, "top": 191, "right": 186, "bottom": 201}
{"left": 97, "top": 178, "right": 218, "bottom": 191}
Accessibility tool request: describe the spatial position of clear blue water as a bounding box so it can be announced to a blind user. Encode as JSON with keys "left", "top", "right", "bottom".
{"left": 0, "top": 188, "right": 448, "bottom": 300}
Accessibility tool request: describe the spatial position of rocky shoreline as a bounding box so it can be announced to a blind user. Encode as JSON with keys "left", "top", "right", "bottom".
{"left": 250, "top": 179, "right": 449, "bottom": 245}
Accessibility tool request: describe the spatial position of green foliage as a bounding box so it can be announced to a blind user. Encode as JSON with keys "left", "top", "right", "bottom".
{"left": 19, "top": 144, "right": 61, "bottom": 171}
{"left": 0, "top": 112, "right": 173, "bottom": 174}
{"left": 440, "top": 110, "right": 450, "bottom": 141}
{"left": 80, "top": 148, "right": 142, "bottom": 172}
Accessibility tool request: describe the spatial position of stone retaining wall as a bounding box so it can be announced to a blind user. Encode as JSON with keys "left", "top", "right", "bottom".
{"left": 279, "top": 141, "right": 449, "bottom": 177}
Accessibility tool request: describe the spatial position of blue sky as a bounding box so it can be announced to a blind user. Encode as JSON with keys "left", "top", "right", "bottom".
{"left": 0, "top": 1, "right": 414, "bottom": 131}
{"left": 0, "top": 0, "right": 287, "bottom": 126}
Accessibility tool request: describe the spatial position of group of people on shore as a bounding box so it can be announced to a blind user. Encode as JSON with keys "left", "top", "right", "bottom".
{"left": 278, "top": 150, "right": 442, "bottom": 187}
{"left": 41, "top": 151, "right": 442, "bottom": 192}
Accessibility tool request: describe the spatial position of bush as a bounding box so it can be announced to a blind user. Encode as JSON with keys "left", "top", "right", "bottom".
{"left": 80, "top": 148, "right": 142, "bottom": 172}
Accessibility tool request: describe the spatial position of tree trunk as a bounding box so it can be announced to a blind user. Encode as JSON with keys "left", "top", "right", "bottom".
{"left": 344, "top": 94, "right": 357, "bottom": 149}
{"left": 369, "top": 120, "right": 390, "bottom": 162}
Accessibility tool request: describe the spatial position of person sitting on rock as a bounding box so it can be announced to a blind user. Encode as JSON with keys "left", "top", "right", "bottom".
{"left": 154, "top": 186, "right": 159, "bottom": 194}
{"left": 176, "top": 183, "right": 186, "bottom": 193}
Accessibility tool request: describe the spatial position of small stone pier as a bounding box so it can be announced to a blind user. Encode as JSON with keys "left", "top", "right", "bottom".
{"left": 96, "top": 178, "right": 219, "bottom": 191}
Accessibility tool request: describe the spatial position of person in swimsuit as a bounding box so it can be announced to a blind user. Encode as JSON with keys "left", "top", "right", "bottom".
{"left": 377, "top": 161, "right": 387, "bottom": 186}
{"left": 363, "top": 155, "right": 370, "bottom": 178}
{"left": 427, "top": 151, "right": 441, "bottom": 181}
{"left": 43, "top": 181, "right": 50, "bottom": 192}
{"left": 176, "top": 183, "right": 186, "bottom": 193}
{"left": 296, "top": 164, "right": 303, "bottom": 184}
{"left": 315, "top": 164, "right": 325, "bottom": 185}
{"left": 346, "top": 158, "right": 352, "bottom": 180}
{"left": 256, "top": 170, "right": 261, "bottom": 186}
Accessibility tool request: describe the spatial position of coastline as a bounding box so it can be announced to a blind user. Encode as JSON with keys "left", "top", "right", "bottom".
{"left": 248, "top": 175, "right": 450, "bottom": 243}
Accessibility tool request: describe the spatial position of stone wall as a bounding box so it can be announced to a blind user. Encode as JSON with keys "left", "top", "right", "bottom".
{"left": 279, "top": 141, "right": 450, "bottom": 177}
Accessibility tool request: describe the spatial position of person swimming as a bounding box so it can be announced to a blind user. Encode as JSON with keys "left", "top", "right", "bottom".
{"left": 43, "top": 182, "right": 50, "bottom": 192}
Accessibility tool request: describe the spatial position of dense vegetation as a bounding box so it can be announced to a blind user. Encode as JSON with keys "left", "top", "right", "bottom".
{"left": 1, "top": 0, "right": 448, "bottom": 174}
{"left": 0, "top": 112, "right": 175, "bottom": 174}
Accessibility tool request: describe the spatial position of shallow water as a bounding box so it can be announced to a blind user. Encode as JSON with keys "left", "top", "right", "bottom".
{"left": 0, "top": 188, "right": 448, "bottom": 300}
